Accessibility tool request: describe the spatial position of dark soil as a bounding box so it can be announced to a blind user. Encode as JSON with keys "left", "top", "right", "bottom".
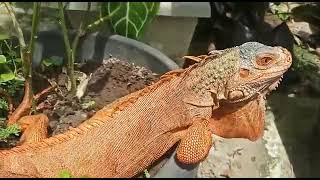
{"left": 46, "top": 58, "right": 158, "bottom": 136}
{"left": 0, "top": 58, "right": 173, "bottom": 177}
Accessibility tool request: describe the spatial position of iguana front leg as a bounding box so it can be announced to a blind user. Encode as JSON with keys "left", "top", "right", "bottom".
{"left": 17, "top": 114, "right": 49, "bottom": 145}
{"left": 176, "top": 96, "right": 265, "bottom": 165}
{"left": 176, "top": 119, "right": 213, "bottom": 164}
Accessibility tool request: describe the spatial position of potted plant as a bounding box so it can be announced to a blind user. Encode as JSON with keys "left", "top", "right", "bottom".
{"left": 0, "top": 2, "right": 200, "bottom": 178}
{"left": 39, "top": 2, "right": 211, "bottom": 67}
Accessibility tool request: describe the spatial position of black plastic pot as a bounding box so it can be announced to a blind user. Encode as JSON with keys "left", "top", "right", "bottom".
{"left": 33, "top": 31, "right": 179, "bottom": 74}
{"left": 31, "top": 30, "right": 199, "bottom": 178}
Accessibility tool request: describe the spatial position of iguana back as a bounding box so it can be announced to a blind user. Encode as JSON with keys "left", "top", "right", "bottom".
{"left": 0, "top": 73, "right": 210, "bottom": 178}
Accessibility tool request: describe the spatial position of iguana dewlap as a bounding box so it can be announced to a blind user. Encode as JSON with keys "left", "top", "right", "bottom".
{"left": 0, "top": 42, "right": 292, "bottom": 178}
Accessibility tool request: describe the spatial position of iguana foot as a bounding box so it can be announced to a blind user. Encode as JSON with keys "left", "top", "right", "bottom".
{"left": 176, "top": 120, "right": 212, "bottom": 164}
{"left": 17, "top": 113, "right": 49, "bottom": 145}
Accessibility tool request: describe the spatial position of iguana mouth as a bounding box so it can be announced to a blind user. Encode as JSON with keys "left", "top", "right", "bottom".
{"left": 262, "top": 74, "right": 283, "bottom": 99}
{"left": 227, "top": 73, "right": 284, "bottom": 103}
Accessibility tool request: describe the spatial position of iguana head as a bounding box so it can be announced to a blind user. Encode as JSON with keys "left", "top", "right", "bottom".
{"left": 225, "top": 42, "right": 292, "bottom": 103}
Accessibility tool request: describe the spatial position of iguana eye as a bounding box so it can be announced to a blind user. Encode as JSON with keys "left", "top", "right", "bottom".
{"left": 257, "top": 57, "right": 273, "bottom": 66}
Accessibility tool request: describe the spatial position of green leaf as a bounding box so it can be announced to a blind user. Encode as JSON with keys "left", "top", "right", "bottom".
{"left": 42, "top": 56, "right": 63, "bottom": 67}
{"left": 292, "top": 44, "right": 320, "bottom": 73}
{"left": 102, "top": 2, "right": 160, "bottom": 40}
{"left": 58, "top": 170, "right": 72, "bottom": 178}
{"left": 0, "top": 97, "right": 8, "bottom": 111}
{"left": 0, "top": 72, "right": 15, "bottom": 82}
{"left": 14, "top": 58, "right": 22, "bottom": 63}
{"left": 0, "top": 55, "right": 6, "bottom": 64}
{"left": 144, "top": 169, "right": 151, "bottom": 178}
{"left": 0, "top": 123, "right": 21, "bottom": 142}
{"left": 0, "top": 34, "right": 10, "bottom": 40}
{"left": 277, "top": 13, "right": 291, "bottom": 21}
{"left": 13, "top": 74, "right": 25, "bottom": 82}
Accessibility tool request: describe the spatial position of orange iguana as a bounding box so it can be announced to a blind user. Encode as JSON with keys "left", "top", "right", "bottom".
{"left": 0, "top": 42, "right": 292, "bottom": 178}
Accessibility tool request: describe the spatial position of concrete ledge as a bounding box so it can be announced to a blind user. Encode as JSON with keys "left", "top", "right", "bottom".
{"left": 197, "top": 109, "right": 295, "bottom": 178}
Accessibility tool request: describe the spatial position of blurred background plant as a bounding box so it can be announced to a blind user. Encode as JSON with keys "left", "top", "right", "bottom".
{"left": 0, "top": 38, "right": 24, "bottom": 141}
{"left": 0, "top": 2, "right": 161, "bottom": 141}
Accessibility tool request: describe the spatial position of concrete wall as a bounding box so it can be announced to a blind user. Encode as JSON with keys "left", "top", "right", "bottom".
{"left": 141, "top": 16, "right": 198, "bottom": 67}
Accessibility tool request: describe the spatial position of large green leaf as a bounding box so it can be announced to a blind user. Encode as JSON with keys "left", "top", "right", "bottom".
{"left": 102, "top": 2, "right": 160, "bottom": 40}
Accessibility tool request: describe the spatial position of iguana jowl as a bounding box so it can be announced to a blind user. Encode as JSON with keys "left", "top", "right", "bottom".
{"left": 0, "top": 42, "right": 292, "bottom": 177}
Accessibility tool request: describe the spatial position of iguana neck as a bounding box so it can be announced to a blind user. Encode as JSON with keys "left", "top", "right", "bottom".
{"left": 186, "top": 48, "right": 240, "bottom": 96}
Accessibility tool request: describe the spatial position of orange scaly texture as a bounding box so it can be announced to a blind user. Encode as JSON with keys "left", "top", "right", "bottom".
{"left": 0, "top": 67, "right": 205, "bottom": 178}
{"left": 176, "top": 120, "right": 212, "bottom": 164}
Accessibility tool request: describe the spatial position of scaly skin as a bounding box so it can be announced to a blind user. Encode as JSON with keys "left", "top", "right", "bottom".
{"left": 0, "top": 42, "right": 292, "bottom": 178}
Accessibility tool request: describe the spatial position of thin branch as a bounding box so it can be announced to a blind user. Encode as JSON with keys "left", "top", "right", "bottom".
{"left": 28, "top": 2, "right": 41, "bottom": 113}
{"left": 85, "top": 7, "right": 119, "bottom": 33}
{"left": 71, "top": 22, "right": 83, "bottom": 64}
{"left": 29, "top": 2, "right": 41, "bottom": 55}
{"left": 85, "top": 13, "right": 114, "bottom": 32}
{"left": 34, "top": 84, "right": 57, "bottom": 102}
{"left": 58, "top": 2, "right": 76, "bottom": 95}
{"left": 3, "top": 3, "right": 26, "bottom": 50}
{"left": 58, "top": 3, "right": 72, "bottom": 57}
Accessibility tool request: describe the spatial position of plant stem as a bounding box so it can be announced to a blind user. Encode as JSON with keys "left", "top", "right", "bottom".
{"left": 85, "top": 3, "right": 120, "bottom": 33}
{"left": 85, "top": 11, "right": 116, "bottom": 33}
{"left": 29, "top": 2, "right": 41, "bottom": 55}
{"left": 29, "top": 2, "right": 41, "bottom": 113}
{"left": 3, "top": 2, "right": 42, "bottom": 125}
{"left": 58, "top": 2, "right": 76, "bottom": 95}
{"left": 57, "top": 2, "right": 118, "bottom": 95}
{"left": 71, "top": 21, "right": 82, "bottom": 71}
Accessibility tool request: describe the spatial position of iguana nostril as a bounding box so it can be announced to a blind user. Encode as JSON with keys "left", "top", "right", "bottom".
{"left": 239, "top": 68, "right": 250, "bottom": 78}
